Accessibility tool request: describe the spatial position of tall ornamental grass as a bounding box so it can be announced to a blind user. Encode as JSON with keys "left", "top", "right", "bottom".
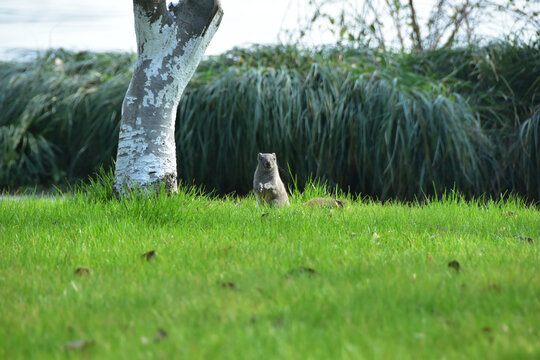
{"left": 402, "top": 42, "right": 540, "bottom": 198}
{"left": 0, "top": 50, "right": 131, "bottom": 186}
{"left": 0, "top": 43, "right": 538, "bottom": 200}
{"left": 177, "top": 65, "right": 493, "bottom": 199}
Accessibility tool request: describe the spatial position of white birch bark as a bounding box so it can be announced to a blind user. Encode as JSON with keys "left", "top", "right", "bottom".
{"left": 114, "top": 0, "right": 223, "bottom": 193}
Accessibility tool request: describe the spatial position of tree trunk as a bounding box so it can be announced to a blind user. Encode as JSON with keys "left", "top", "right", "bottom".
{"left": 114, "top": 0, "right": 223, "bottom": 194}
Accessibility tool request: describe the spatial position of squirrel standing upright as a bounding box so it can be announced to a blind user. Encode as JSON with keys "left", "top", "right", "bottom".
{"left": 253, "top": 153, "right": 290, "bottom": 207}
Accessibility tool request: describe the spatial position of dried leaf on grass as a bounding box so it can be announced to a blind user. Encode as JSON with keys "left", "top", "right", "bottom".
{"left": 141, "top": 250, "right": 156, "bottom": 261}
{"left": 64, "top": 339, "right": 94, "bottom": 351}
{"left": 273, "top": 317, "right": 284, "bottom": 327}
{"left": 153, "top": 328, "right": 168, "bottom": 341}
{"left": 482, "top": 284, "right": 502, "bottom": 293}
{"left": 74, "top": 267, "right": 91, "bottom": 276}
{"left": 219, "top": 245, "right": 235, "bottom": 253}
{"left": 448, "top": 260, "right": 461, "bottom": 272}
{"left": 141, "top": 328, "right": 168, "bottom": 345}
{"left": 286, "top": 267, "right": 318, "bottom": 277}
{"left": 220, "top": 282, "right": 236, "bottom": 290}
{"left": 517, "top": 236, "right": 534, "bottom": 243}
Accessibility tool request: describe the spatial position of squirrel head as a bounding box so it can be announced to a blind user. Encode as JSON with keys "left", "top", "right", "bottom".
{"left": 258, "top": 153, "right": 277, "bottom": 171}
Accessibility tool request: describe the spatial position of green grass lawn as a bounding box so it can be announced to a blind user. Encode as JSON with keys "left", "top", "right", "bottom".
{"left": 0, "top": 188, "right": 538, "bottom": 359}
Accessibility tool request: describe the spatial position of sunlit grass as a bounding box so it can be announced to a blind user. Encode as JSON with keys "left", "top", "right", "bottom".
{"left": 0, "top": 181, "right": 538, "bottom": 359}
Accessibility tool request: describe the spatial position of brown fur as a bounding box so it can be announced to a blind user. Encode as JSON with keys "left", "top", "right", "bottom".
{"left": 253, "top": 153, "right": 290, "bottom": 207}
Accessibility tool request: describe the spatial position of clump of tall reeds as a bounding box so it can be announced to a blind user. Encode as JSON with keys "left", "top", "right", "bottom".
{"left": 0, "top": 43, "right": 538, "bottom": 200}
{"left": 0, "top": 49, "right": 132, "bottom": 186}
{"left": 176, "top": 64, "right": 494, "bottom": 199}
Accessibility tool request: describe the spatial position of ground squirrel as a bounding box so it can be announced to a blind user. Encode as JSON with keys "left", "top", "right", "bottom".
{"left": 253, "top": 153, "right": 290, "bottom": 207}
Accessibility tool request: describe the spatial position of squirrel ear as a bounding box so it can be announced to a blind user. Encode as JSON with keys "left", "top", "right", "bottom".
{"left": 258, "top": 153, "right": 262, "bottom": 160}
{"left": 272, "top": 153, "right": 276, "bottom": 160}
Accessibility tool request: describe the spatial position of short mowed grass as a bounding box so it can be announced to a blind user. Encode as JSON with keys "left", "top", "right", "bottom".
{"left": 0, "top": 187, "right": 539, "bottom": 359}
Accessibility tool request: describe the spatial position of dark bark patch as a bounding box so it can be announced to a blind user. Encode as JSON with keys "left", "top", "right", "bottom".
{"left": 170, "top": 0, "right": 221, "bottom": 40}
{"left": 136, "top": 0, "right": 169, "bottom": 23}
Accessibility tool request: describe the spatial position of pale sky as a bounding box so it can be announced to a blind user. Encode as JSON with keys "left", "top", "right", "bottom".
{"left": 0, "top": 0, "right": 302, "bottom": 58}
{"left": 0, "top": 0, "right": 536, "bottom": 59}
